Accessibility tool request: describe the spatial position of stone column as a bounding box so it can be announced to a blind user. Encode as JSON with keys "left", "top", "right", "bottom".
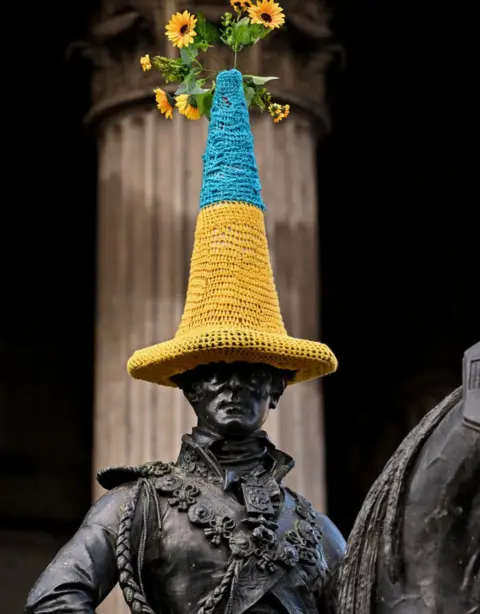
{"left": 255, "top": 110, "right": 328, "bottom": 513}
{"left": 93, "top": 112, "right": 206, "bottom": 492}
{"left": 86, "top": 2, "right": 336, "bottom": 612}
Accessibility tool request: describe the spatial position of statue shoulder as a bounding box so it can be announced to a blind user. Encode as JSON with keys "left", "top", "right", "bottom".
{"left": 284, "top": 487, "right": 346, "bottom": 569}
{"left": 315, "top": 512, "right": 346, "bottom": 569}
{"left": 96, "top": 460, "right": 174, "bottom": 490}
{"left": 84, "top": 482, "right": 138, "bottom": 534}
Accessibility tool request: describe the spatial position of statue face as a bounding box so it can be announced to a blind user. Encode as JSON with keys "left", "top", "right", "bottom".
{"left": 173, "top": 362, "right": 290, "bottom": 438}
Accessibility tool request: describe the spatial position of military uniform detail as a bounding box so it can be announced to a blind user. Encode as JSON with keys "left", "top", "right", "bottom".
{"left": 25, "top": 433, "right": 345, "bottom": 614}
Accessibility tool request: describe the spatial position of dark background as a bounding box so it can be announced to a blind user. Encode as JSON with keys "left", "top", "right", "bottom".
{"left": 3, "top": 0, "right": 477, "bottom": 547}
{"left": 319, "top": 0, "right": 477, "bottom": 530}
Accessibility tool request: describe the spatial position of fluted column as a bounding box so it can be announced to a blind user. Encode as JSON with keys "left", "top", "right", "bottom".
{"left": 86, "top": 2, "right": 336, "bottom": 612}
{"left": 94, "top": 110, "right": 210, "bottom": 614}
{"left": 93, "top": 113, "right": 207, "bottom": 488}
{"left": 254, "top": 112, "right": 327, "bottom": 511}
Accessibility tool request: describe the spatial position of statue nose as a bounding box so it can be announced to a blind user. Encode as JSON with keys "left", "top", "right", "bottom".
{"left": 229, "top": 374, "right": 243, "bottom": 391}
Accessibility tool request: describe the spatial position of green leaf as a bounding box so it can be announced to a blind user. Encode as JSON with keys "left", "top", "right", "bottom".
{"left": 195, "top": 91, "right": 214, "bottom": 119}
{"left": 175, "top": 73, "right": 209, "bottom": 95}
{"left": 196, "top": 40, "right": 210, "bottom": 52}
{"left": 236, "top": 24, "right": 251, "bottom": 46}
{"left": 180, "top": 48, "right": 191, "bottom": 65}
{"left": 243, "top": 75, "right": 279, "bottom": 85}
{"left": 237, "top": 16, "right": 251, "bottom": 27}
{"left": 189, "top": 85, "right": 210, "bottom": 95}
{"left": 243, "top": 85, "right": 255, "bottom": 108}
{"left": 249, "top": 23, "right": 272, "bottom": 41}
{"left": 180, "top": 46, "right": 198, "bottom": 65}
{"left": 196, "top": 12, "right": 207, "bottom": 35}
{"left": 231, "top": 19, "right": 252, "bottom": 50}
{"left": 205, "top": 21, "right": 220, "bottom": 43}
{"left": 175, "top": 73, "right": 194, "bottom": 94}
{"left": 196, "top": 12, "right": 220, "bottom": 43}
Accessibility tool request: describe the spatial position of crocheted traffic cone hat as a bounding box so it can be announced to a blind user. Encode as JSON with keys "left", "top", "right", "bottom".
{"left": 128, "top": 69, "right": 337, "bottom": 387}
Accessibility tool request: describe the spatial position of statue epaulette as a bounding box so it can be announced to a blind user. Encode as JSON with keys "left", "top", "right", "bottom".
{"left": 284, "top": 488, "right": 319, "bottom": 520}
{"left": 96, "top": 460, "right": 173, "bottom": 490}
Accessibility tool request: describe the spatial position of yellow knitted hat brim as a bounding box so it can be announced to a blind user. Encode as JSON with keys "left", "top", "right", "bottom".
{"left": 127, "top": 202, "right": 338, "bottom": 387}
{"left": 127, "top": 327, "right": 337, "bottom": 387}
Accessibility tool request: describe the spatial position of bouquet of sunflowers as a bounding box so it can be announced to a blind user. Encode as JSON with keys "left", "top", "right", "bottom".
{"left": 140, "top": 0, "right": 290, "bottom": 124}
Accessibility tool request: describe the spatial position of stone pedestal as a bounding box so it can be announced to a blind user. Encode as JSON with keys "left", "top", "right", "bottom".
{"left": 87, "top": 2, "right": 336, "bottom": 612}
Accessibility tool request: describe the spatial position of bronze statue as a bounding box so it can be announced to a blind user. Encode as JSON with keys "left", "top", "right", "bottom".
{"left": 333, "top": 341, "right": 480, "bottom": 614}
{"left": 26, "top": 9, "right": 479, "bottom": 609}
{"left": 25, "top": 58, "right": 344, "bottom": 614}
{"left": 25, "top": 362, "right": 346, "bottom": 613}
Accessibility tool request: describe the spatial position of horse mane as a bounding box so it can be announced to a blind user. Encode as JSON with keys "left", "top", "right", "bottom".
{"left": 335, "top": 385, "right": 463, "bottom": 614}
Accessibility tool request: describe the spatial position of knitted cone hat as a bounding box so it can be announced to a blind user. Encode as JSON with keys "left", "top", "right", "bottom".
{"left": 128, "top": 69, "right": 337, "bottom": 387}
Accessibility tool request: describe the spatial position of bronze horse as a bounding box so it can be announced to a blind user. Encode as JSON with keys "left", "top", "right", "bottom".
{"left": 332, "top": 342, "right": 480, "bottom": 613}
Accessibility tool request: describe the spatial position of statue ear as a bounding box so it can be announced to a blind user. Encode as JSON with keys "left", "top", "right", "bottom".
{"left": 172, "top": 371, "right": 201, "bottom": 407}
{"left": 183, "top": 387, "right": 198, "bottom": 405}
{"left": 183, "top": 383, "right": 205, "bottom": 410}
{"left": 269, "top": 397, "right": 279, "bottom": 410}
{"left": 267, "top": 370, "right": 291, "bottom": 409}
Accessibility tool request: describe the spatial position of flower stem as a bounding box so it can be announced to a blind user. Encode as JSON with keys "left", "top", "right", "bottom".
{"left": 233, "top": 13, "right": 241, "bottom": 69}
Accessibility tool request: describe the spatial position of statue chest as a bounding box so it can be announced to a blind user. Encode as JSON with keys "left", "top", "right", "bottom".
{"left": 144, "top": 466, "right": 327, "bottom": 613}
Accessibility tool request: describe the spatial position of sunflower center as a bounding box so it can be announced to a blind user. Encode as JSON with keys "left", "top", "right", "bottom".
{"left": 261, "top": 12, "right": 272, "bottom": 22}
{"left": 180, "top": 24, "right": 190, "bottom": 34}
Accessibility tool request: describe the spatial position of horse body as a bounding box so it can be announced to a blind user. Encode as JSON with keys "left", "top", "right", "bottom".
{"left": 335, "top": 342, "right": 480, "bottom": 614}
{"left": 376, "top": 391, "right": 479, "bottom": 614}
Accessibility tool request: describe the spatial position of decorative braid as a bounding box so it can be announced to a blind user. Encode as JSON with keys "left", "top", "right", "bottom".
{"left": 116, "top": 481, "right": 155, "bottom": 614}
{"left": 97, "top": 460, "right": 172, "bottom": 490}
{"left": 197, "top": 557, "right": 238, "bottom": 614}
{"left": 140, "top": 461, "right": 172, "bottom": 478}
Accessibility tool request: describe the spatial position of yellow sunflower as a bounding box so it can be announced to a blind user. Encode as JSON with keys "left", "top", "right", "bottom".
{"left": 248, "top": 0, "right": 285, "bottom": 29}
{"left": 154, "top": 88, "right": 174, "bottom": 120}
{"left": 175, "top": 94, "right": 201, "bottom": 120}
{"left": 230, "top": 0, "right": 247, "bottom": 12}
{"left": 268, "top": 102, "right": 290, "bottom": 123}
{"left": 140, "top": 54, "right": 152, "bottom": 72}
{"left": 165, "top": 11, "right": 197, "bottom": 48}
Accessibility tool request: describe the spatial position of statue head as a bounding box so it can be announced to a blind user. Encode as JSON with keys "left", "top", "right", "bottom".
{"left": 172, "top": 361, "right": 294, "bottom": 439}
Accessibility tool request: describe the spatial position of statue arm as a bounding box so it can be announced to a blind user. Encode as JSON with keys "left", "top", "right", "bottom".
{"left": 25, "top": 484, "right": 134, "bottom": 614}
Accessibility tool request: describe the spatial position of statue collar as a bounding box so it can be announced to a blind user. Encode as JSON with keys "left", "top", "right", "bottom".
{"left": 189, "top": 425, "right": 267, "bottom": 449}
{"left": 177, "top": 428, "right": 295, "bottom": 485}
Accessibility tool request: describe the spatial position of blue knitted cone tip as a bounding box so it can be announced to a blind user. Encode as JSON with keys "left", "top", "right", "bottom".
{"left": 199, "top": 69, "right": 265, "bottom": 211}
